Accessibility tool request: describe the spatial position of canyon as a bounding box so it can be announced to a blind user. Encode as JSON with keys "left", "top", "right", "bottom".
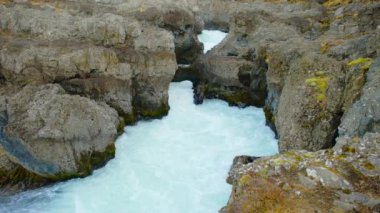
{"left": 0, "top": 0, "right": 379, "bottom": 212}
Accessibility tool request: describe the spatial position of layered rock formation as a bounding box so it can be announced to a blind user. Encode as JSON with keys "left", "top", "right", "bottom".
{"left": 188, "top": 0, "right": 379, "bottom": 212}
{"left": 194, "top": 0, "right": 379, "bottom": 152}
{"left": 0, "top": 0, "right": 379, "bottom": 211}
{"left": 0, "top": 0, "right": 203, "bottom": 193}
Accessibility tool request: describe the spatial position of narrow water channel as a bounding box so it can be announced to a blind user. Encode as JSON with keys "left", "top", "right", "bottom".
{"left": 0, "top": 30, "right": 278, "bottom": 213}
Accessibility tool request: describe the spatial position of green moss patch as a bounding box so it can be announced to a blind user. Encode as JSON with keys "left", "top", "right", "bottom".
{"left": 342, "top": 145, "right": 356, "bottom": 153}
{"left": 76, "top": 143, "right": 116, "bottom": 177}
{"left": 136, "top": 103, "right": 169, "bottom": 119}
{"left": 305, "top": 72, "right": 330, "bottom": 107}
{"left": 348, "top": 57, "right": 373, "bottom": 71}
{"left": 363, "top": 162, "right": 375, "bottom": 170}
{"left": 0, "top": 166, "right": 51, "bottom": 188}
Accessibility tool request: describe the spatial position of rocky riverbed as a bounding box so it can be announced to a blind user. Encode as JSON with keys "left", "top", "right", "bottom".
{"left": 0, "top": 0, "right": 379, "bottom": 212}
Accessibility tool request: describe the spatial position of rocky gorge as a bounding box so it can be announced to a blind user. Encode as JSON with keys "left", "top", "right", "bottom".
{"left": 0, "top": 0, "right": 379, "bottom": 212}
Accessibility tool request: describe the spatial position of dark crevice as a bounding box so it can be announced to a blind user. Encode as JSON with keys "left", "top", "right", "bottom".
{"left": 0, "top": 73, "right": 5, "bottom": 85}
{"left": 328, "top": 109, "right": 345, "bottom": 149}
{"left": 227, "top": 52, "right": 238, "bottom": 57}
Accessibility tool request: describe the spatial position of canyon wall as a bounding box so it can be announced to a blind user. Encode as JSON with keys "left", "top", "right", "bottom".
{"left": 0, "top": 0, "right": 379, "bottom": 211}
{"left": 188, "top": 0, "right": 379, "bottom": 212}
{"left": 0, "top": 0, "right": 202, "bottom": 193}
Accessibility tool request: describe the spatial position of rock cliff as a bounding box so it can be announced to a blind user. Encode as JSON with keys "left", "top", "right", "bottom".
{"left": 189, "top": 0, "right": 379, "bottom": 212}
{"left": 0, "top": 0, "right": 202, "bottom": 193}
{"left": 194, "top": 0, "right": 379, "bottom": 152}
{"left": 0, "top": 0, "right": 379, "bottom": 211}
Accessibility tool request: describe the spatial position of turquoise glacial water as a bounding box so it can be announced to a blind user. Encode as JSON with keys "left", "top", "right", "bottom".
{"left": 0, "top": 30, "right": 277, "bottom": 213}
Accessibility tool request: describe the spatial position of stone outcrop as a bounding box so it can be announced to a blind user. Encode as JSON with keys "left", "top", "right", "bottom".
{"left": 339, "top": 58, "right": 380, "bottom": 137}
{"left": 128, "top": 1, "right": 204, "bottom": 64}
{"left": 0, "top": 1, "right": 379, "bottom": 211}
{"left": 221, "top": 56, "right": 380, "bottom": 212}
{"left": 190, "top": 1, "right": 380, "bottom": 211}
{"left": 223, "top": 133, "right": 380, "bottom": 212}
{"left": 0, "top": 83, "right": 119, "bottom": 192}
{"left": 0, "top": 4, "right": 178, "bottom": 120}
{"left": 0, "top": 0, "right": 204, "bottom": 64}
{"left": 2, "top": 83, "right": 118, "bottom": 177}
{"left": 0, "top": 0, "right": 204, "bottom": 193}
{"left": 193, "top": 0, "right": 379, "bottom": 152}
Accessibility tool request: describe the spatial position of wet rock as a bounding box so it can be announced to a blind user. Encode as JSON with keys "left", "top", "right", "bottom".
{"left": 172, "top": 64, "right": 199, "bottom": 83}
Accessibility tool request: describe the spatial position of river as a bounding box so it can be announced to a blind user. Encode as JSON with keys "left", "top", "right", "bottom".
{"left": 0, "top": 30, "right": 278, "bottom": 213}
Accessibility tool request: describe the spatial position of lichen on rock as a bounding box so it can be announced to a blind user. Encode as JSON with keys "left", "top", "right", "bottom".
{"left": 305, "top": 72, "right": 330, "bottom": 107}
{"left": 223, "top": 133, "right": 380, "bottom": 212}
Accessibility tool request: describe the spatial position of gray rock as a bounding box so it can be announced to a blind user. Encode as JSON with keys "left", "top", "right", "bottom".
{"left": 276, "top": 53, "right": 345, "bottom": 152}
{"left": 333, "top": 200, "right": 357, "bottom": 211}
{"left": 226, "top": 155, "right": 259, "bottom": 184}
{"left": 0, "top": 6, "right": 141, "bottom": 46}
{"left": 306, "top": 167, "right": 353, "bottom": 190}
{"left": 298, "top": 174, "right": 318, "bottom": 189}
{"left": 339, "top": 58, "right": 380, "bottom": 137}
{"left": 2, "top": 84, "right": 119, "bottom": 177}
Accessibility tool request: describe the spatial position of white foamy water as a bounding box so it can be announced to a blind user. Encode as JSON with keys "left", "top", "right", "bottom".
{"left": 0, "top": 31, "right": 277, "bottom": 213}
{"left": 198, "top": 30, "right": 227, "bottom": 53}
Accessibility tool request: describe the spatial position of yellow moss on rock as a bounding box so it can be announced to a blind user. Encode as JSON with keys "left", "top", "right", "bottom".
{"left": 323, "top": 0, "right": 352, "bottom": 8}
{"left": 348, "top": 57, "right": 373, "bottom": 71}
{"left": 342, "top": 145, "right": 356, "bottom": 153}
{"left": 305, "top": 72, "right": 330, "bottom": 107}
{"left": 272, "top": 157, "right": 287, "bottom": 165}
{"left": 264, "top": 0, "right": 308, "bottom": 3}
{"left": 303, "top": 152, "right": 315, "bottom": 158}
{"left": 239, "top": 174, "right": 253, "bottom": 186}
{"left": 363, "top": 162, "right": 375, "bottom": 170}
{"left": 231, "top": 174, "right": 316, "bottom": 213}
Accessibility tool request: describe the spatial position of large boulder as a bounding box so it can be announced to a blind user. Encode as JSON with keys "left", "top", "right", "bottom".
{"left": 275, "top": 53, "right": 346, "bottom": 152}
{"left": 0, "top": 84, "right": 119, "bottom": 191}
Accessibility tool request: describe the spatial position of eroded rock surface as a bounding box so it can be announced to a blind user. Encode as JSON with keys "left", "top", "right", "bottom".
{"left": 0, "top": 0, "right": 203, "bottom": 193}
{"left": 0, "top": 84, "right": 119, "bottom": 192}
{"left": 223, "top": 133, "right": 380, "bottom": 212}
{"left": 339, "top": 58, "right": 380, "bottom": 137}
{"left": 0, "top": 1, "right": 380, "bottom": 211}
{"left": 187, "top": 0, "right": 380, "bottom": 212}
{"left": 194, "top": 0, "right": 379, "bottom": 152}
